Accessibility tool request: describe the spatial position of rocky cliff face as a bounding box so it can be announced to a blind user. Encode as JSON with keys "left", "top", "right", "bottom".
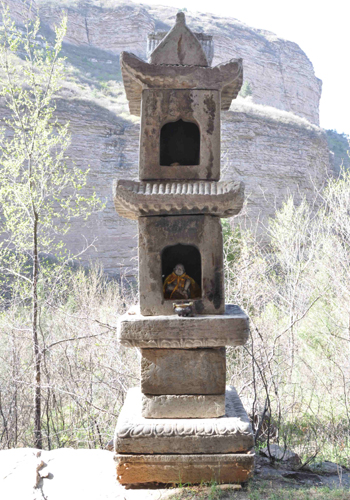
{"left": 42, "top": 95, "right": 329, "bottom": 276}
{"left": 3, "top": 0, "right": 333, "bottom": 275}
{"left": 32, "top": 0, "right": 322, "bottom": 125}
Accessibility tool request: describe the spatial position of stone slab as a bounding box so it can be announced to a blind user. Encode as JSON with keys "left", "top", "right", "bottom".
{"left": 141, "top": 348, "right": 226, "bottom": 395}
{"left": 139, "top": 215, "right": 225, "bottom": 316}
{"left": 115, "top": 452, "right": 254, "bottom": 485}
{"left": 114, "top": 386, "right": 254, "bottom": 454}
{"left": 118, "top": 304, "right": 249, "bottom": 348}
{"left": 142, "top": 393, "right": 226, "bottom": 418}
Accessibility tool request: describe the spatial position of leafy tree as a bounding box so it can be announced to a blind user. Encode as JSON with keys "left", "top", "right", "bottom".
{"left": 239, "top": 80, "right": 253, "bottom": 98}
{"left": 0, "top": 7, "right": 102, "bottom": 448}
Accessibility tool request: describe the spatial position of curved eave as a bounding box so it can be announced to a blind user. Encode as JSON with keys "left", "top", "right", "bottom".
{"left": 113, "top": 179, "right": 244, "bottom": 220}
{"left": 120, "top": 52, "right": 243, "bottom": 116}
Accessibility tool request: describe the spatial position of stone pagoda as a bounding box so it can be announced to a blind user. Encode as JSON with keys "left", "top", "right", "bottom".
{"left": 113, "top": 12, "right": 254, "bottom": 485}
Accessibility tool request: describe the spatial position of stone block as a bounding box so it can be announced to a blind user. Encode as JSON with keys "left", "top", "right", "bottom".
{"left": 139, "top": 89, "right": 220, "bottom": 181}
{"left": 114, "top": 386, "right": 254, "bottom": 454}
{"left": 139, "top": 214, "right": 225, "bottom": 316}
{"left": 115, "top": 452, "right": 255, "bottom": 485}
{"left": 141, "top": 348, "right": 226, "bottom": 395}
{"left": 118, "top": 304, "right": 249, "bottom": 348}
{"left": 142, "top": 393, "right": 226, "bottom": 418}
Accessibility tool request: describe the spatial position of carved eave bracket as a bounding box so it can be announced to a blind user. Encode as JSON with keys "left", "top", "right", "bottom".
{"left": 113, "top": 179, "right": 245, "bottom": 220}
{"left": 121, "top": 52, "right": 243, "bottom": 116}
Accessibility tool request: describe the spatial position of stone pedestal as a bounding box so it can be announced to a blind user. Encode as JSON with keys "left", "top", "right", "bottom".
{"left": 114, "top": 387, "right": 254, "bottom": 484}
{"left": 114, "top": 305, "right": 254, "bottom": 483}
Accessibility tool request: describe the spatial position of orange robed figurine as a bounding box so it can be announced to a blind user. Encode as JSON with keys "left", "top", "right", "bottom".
{"left": 163, "top": 263, "right": 201, "bottom": 300}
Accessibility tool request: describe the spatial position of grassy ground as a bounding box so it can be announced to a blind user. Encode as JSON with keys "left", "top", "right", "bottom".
{"left": 167, "top": 482, "right": 350, "bottom": 500}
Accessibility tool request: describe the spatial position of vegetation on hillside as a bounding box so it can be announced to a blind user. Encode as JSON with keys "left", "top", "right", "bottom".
{"left": 326, "top": 129, "right": 350, "bottom": 174}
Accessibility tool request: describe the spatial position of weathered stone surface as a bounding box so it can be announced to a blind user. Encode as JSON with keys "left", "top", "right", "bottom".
{"left": 114, "top": 386, "right": 254, "bottom": 454}
{"left": 39, "top": 2, "right": 155, "bottom": 59}
{"left": 308, "top": 461, "right": 343, "bottom": 474}
{"left": 261, "top": 444, "right": 301, "bottom": 465}
{"left": 150, "top": 12, "right": 208, "bottom": 66}
{"left": 141, "top": 348, "right": 226, "bottom": 395}
{"left": 222, "top": 102, "right": 331, "bottom": 241}
{"left": 139, "top": 215, "right": 224, "bottom": 316}
{"left": 142, "top": 393, "right": 226, "bottom": 418}
{"left": 148, "top": 31, "right": 214, "bottom": 66}
{"left": 118, "top": 304, "right": 249, "bottom": 348}
{"left": 139, "top": 89, "right": 221, "bottom": 181}
{"left": 120, "top": 52, "right": 243, "bottom": 117}
{"left": 115, "top": 452, "right": 255, "bottom": 485}
{"left": 0, "top": 448, "right": 119, "bottom": 500}
{"left": 113, "top": 180, "right": 244, "bottom": 220}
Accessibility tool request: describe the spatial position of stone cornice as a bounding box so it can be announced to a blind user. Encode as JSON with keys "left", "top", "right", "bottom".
{"left": 121, "top": 51, "right": 243, "bottom": 116}
{"left": 118, "top": 304, "right": 250, "bottom": 348}
{"left": 113, "top": 179, "right": 244, "bottom": 220}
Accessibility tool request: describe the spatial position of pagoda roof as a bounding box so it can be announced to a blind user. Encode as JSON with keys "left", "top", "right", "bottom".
{"left": 113, "top": 179, "right": 244, "bottom": 220}
{"left": 149, "top": 12, "right": 208, "bottom": 67}
{"left": 121, "top": 51, "right": 243, "bottom": 116}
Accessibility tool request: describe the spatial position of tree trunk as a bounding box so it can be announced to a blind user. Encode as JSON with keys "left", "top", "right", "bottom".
{"left": 32, "top": 213, "right": 42, "bottom": 449}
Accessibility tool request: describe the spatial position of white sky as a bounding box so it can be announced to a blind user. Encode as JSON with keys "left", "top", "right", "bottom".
{"left": 143, "top": 0, "right": 350, "bottom": 136}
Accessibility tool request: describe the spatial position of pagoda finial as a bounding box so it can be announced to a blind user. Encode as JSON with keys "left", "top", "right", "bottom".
{"left": 176, "top": 11, "right": 186, "bottom": 24}
{"left": 150, "top": 12, "right": 208, "bottom": 67}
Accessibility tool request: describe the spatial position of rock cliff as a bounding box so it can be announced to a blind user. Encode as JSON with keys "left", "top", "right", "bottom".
{"left": 35, "top": 0, "right": 322, "bottom": 125}
{"left": 3, "top": 0, "right": 334, "bottom": 275}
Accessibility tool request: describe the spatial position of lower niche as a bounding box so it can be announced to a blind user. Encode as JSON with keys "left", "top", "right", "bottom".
{"left": 162, "top": 244, "right": 202, "bottom": 300}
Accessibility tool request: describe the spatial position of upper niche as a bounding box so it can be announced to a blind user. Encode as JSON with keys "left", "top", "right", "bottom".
{"left": 160, "top": 119, "right": 200, "bottom": 166}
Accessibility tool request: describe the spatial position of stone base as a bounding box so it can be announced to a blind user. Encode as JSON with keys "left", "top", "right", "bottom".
{"left": 115, "top": 453, "right": 255, "bottom": 485}
{"left": 114, "top": 387, "right": 254, "bottom": 454}
{"left": 142, "top": 393, "right": 226, "bottom": 418}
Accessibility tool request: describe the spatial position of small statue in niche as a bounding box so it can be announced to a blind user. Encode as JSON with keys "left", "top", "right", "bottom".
{"left": 163, "top": 263, "right": 201, "bottom": 300}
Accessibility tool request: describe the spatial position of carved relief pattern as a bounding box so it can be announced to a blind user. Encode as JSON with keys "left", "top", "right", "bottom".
{"left": 117, "top": 389, "right": 253, "bottom": 440}
{"left": 120, "top": 338, "right": 244, "bottom": 348}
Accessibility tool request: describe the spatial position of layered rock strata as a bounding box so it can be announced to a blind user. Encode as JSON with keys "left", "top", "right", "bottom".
{"left": 32, "top": 0, "right": 322, "bottom": 124}
{"left": 2, "top": 0, "right": 333, "bottom": 275}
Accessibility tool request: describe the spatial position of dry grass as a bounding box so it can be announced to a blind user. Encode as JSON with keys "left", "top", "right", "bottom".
{"left": 229, "top": 96, "right": 320, "bottom": 132}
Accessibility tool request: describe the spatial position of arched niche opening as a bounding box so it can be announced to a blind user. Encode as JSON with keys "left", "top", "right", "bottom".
{"left": 162, "top": 244, "right": 202, "bottom": 300}
{"left": 160, "top": 119, "right": 200, "bottom": 166}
